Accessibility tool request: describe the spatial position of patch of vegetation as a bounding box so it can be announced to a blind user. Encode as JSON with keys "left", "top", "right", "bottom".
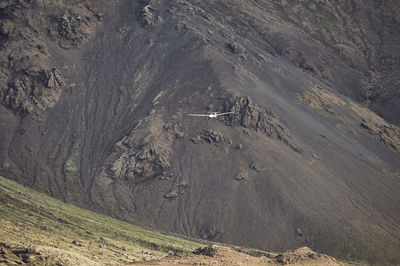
{"left": 129, "top": 64, "right": 149, "bottom": 112}
{"left": 152, "top": 90, "right": 165, "bottom": 105}
{"left": 0, "top": 176, "right": 201, "bottom": 264}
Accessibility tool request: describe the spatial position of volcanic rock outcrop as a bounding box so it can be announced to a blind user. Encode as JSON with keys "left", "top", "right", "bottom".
{"left": 0, "top": 0, "right": 105, "bottom": 118}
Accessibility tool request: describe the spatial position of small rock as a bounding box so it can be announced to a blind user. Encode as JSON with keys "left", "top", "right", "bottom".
{"left": 201, "top": 129, "right": 225, "bottom": 143}
{"left": 165, "top": 191, "right": 178, "bottom": 199}
{"left": 236, "top": 144, "right": 243, "bottom": 150}
{"left": 249, "top": 162, "right": 262, "bottom": 171}
{"left": 47, "top": 68, "right": 65, "bottom": 88}
{"left": 175, "top": 131, "right": 185, "bottom": 138}
{"left": 191, "top": 136, "right": 201, "bottom": 144}
{"left": 22, "top": 255, "right": 36, "bottom": 263}
{"left": 72, "top": 240, "right": 82, "bottom": 247}
{"left": 235, "top": 173, "right": 245, "bottom": 180}
{"left": 168, "top": 250, "right": 177, "bottom": 256}
{"left": 116, "top": 27, "right": 127, "bottom": 35}
{"left": 227, "top": 42, "right": 247, "bottom": 58}
{"left": 312, "top": 153, "right": 320, "bottom": 160}
{"left": 95, "top": 12, "right": 103, "bottom": 21}
{"left": 256, "top": 53, "right": 268, "bottom": 62}
{"left": 179, "top": 181, "right": 188, "bottom": 187}
{"left": 140, "top": 5, "right": 163, "bottom": 27}
{"left": 99, "top": 241, "right": 106, "bottom": 248}
{"left": 193, "top": 246, "right": 218, "bottom": 257}
{"left": 296, "top": 228, "right": 303, "bottom": 237}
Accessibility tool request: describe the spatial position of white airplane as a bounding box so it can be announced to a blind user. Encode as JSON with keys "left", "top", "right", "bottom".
{"left": 187, "top": 111, "right": 235, "bottom": 118}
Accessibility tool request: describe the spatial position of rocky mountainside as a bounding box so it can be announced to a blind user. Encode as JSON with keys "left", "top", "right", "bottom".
{"left": 0, "top": 176, "right": 342, "bottom": 265}
{"left": 1, "top": 0, "right": 400, "bottom": 264}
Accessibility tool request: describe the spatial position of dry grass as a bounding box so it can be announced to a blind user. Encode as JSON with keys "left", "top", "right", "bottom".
{"left": 0, "top": 176, "right": 201, "bottom": 265}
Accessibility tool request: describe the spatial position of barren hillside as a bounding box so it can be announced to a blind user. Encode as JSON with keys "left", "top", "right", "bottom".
{"left": 0, "top": 0, "right": 399, "bottom": 264}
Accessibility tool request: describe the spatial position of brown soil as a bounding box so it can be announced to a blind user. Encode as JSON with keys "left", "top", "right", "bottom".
{"left": 350, "top": 102, "right": 400, "bottom": 151}
{"left": 298, "top": 84, "right": 400, "bottom": 151}
{"left": 133, "top": 246, "right": 342, "bottom": 266}
{"left": 0, "top": 241, "right": 342, "bottom": 266}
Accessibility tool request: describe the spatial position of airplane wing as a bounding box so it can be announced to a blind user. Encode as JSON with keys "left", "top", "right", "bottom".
{"left": 215, "top": 111, "right": 235, "bottom": 116}
{"left": 187, "top": 114, "right": 209, "bottom": 117}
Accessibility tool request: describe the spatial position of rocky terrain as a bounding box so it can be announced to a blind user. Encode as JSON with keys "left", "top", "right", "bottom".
{"left": 0, "top": 176, "right": 341, "bottom": 265}
{"left": 135, "top": 246, "right": 343, "bottom": 266}
{"left": 1, "top": 0, "right": 400, "bottom": 265}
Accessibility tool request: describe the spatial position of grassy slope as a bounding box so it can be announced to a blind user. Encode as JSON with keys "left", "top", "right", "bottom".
{"left": 0, "top": 176, "right": 358, "bottom": 265}
{"left": 0, "top": 176, "right": 201, "bottom": 264}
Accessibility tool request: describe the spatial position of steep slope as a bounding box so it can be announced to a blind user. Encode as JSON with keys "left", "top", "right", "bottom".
{"left": 0, "top": 176, "right": 342, "bottom": 265}
{"left": 0, "top": 0, "right": 400, "bottom": 265}
{"left": 0, "top": 176, "right": 201, "bottom": 264}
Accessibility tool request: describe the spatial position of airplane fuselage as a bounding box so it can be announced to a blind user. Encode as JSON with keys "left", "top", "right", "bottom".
{"left": 187, "top": 111, "right": 234, "bottom": 118}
